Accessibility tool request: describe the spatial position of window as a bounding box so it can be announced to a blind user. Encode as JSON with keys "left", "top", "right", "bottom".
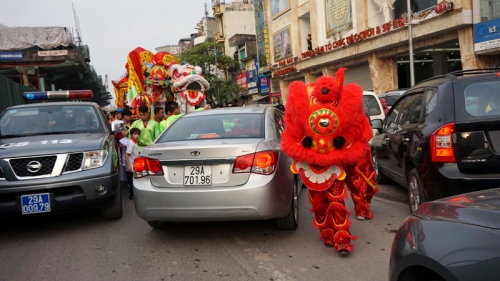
{"left": 0, "top": 105, "right": 103, "bottom": 137}
{"left": 271, "top": 78, "right": 280, "bottom": 93}
{"left": 384, "top": 96, "right": 407, "bottom": 133}
{"left": 407, "top": 93, "right": 424, "bottom": 124}
{"left": 424, "top": 88, "right": 437, "bottom": 116}
{"left": 464, "top": 80, "right": 500, "bottom": 117}
{"left": 480, "top": 0, "right": 500, "bottom": 22}
{"left": 363, "top": 95, "right": 382, "bottom": 116}
{"left": 157, "top": 113, "right": 264, "bottom": 142}
{"left": 274, "top": 110, "right": 285, "bottom": 138}
{"left": 397, "top": 94, "right": 423, "bottom": 125}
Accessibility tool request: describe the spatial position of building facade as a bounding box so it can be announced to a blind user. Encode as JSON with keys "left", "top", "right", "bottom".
{"left": 263, "top": 0, "right": 499, "bottom": 104}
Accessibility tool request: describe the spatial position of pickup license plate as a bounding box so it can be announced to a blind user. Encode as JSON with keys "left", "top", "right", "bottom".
{"left": 184, "top": 165, "right": 211, "bottom": 186}
{"left": 21, "top": 193, "right": 51, "bottom": 215}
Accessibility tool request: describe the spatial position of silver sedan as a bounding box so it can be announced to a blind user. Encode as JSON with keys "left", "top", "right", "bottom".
{"left": 132, "top": 105, "right": 300, "bottom": 230}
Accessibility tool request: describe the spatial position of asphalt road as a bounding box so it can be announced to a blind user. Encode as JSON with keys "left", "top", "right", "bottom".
{"left": 0, "top": 182, "right": 410, "bottom": 281}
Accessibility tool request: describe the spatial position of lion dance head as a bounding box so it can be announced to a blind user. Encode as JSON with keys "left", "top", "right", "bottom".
{"left": 281, "top": 68, "right": 373, "bottom": 191}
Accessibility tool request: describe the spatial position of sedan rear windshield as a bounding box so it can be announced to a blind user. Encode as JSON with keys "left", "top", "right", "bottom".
{"left": 0, "top": 105, "right": 104, "bottom": 138}
{"left": 157, "top": 113, "right": 264, "bottom": 142}
{"left": 461, "top": 80, "right": 500, "bottom": 120}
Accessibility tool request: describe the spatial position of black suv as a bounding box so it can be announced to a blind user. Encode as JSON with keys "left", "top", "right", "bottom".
{"left": 371, "top": 69, "right": 500, "bottom": 213}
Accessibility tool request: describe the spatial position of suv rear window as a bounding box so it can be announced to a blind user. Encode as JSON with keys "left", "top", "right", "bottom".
{"left": 463, "top": 80, "right": 500, "bottom": 118}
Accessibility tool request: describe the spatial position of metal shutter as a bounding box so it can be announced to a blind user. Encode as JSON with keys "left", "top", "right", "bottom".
{"left": 344, "top": 63, "right": 372, "bottom": 91}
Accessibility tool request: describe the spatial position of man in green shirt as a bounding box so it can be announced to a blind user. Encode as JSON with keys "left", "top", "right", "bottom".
{"left": 129, "top": 105, "right": 160, "bottom": 152}
{"left": 159, "top": 102, "right": 210, "bottom": 132}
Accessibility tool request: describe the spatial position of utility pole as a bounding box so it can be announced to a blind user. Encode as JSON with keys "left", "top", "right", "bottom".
{"left": 407, "top": 0, "right": 415, "bottom": 87}
{"left": 205, "top": 5, "right": 221, "bottom": 104}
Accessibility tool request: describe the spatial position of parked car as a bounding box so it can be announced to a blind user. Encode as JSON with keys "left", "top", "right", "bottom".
{"left": 0, "top": 91, "right": 123, "bottom": 220}
{"left": 133, "top": 105, "right": 300, "bottom": 230}
{"left": 371, "top": 68, "right": 500, "bottom": 213}
{"left": 378, "top": 90, "right": 406, "bottom": 109}
{"left": 363, "top": 91, "right": 386, "bottom": 145}
{"left": 389, "top": 187, "right": 500, "bottom": 281}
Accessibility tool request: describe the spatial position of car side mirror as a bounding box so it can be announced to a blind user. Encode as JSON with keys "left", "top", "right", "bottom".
{"left": 110, "top": 120, "right": 124, "bottom": 133}
{"left": 371, "top": 119, "right": 383, "bottom": 133}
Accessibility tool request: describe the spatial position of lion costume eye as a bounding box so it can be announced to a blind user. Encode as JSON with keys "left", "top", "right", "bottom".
{"left": 309, "top": 108, "right": 339, "bottom": 135}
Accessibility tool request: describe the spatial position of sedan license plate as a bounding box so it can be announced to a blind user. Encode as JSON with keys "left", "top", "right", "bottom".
{"left": 184, "top": 165, "right": 211, "bottom": 186}
{"left": 21, "top": 193, "right": 51, "bottom": 215}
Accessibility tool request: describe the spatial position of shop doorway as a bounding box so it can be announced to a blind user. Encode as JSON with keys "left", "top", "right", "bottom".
{"left": 396, "top": 41, "right": 461, "bottom": 88}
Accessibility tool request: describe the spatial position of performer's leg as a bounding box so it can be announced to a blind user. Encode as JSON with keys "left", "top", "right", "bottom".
{"left": 345, "top": 161, "right": 378, "bottom": 220}
{"left": 310, "top": 181, "right": 358, "bottom": 254}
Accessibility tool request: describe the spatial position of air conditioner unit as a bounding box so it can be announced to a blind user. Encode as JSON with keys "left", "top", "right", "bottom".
{"left": 215, "top": 32, "right": 225, "bottom": 43}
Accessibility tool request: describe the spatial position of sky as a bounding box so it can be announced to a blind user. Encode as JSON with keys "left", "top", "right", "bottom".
{"left": 0, "top": 0, "right": 210, "bottom": 102}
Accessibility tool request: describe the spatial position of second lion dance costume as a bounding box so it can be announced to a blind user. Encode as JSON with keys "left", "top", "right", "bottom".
{"left": 281, "top": 68, "right": 378, "bottom": 255}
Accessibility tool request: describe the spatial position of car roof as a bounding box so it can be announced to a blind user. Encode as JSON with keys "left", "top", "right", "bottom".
{"left": 183, "top": 105, "right": 272, "bottom": 117}
{"left": 7, "top": 101, "right": 98, "bottom": 110}
{"left": 413, "top": 68, "right": 500, "bottom": 88}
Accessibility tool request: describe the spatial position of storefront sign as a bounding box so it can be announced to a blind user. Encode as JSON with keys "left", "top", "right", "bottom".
{"left": 247, "top": 69, "right": 258, "bottom": 90}
{"left": 300, "top": 1, "right": 453, "bottom": 60}
{"left": 249, "top": 88, "right": 259, "bottom": 95}
{"left": 237, "top": 73, "right": 248, "bottom": 96}
{"left": 0, "top": 52, "right": 23, "bottom": 60}
{"left": 273, "top": 67, "right": 296, "bottom": 77}
{"left": 259, "top": 75, "right": 269, "bottom": 95}
{"left": 236, "top": 73, "right": 248, "bottom": 89}
{"left": 38, "top": 50, "right": 68, "bottom": 56}
{"left": 474, "top": 17, "right": 500, "bottom": 53}
{"left": 255, "top": 0, "right": 270, "bottom": 71}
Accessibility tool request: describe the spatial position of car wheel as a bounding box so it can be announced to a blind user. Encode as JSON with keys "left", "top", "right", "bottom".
{"left": 372, "top": 149, "right": 388, "bottom": 184}
{"left": 275, "top": 176, "right": 299, "bottom": 230}
{"left": 147, "top": 221, "right": 165, "bottom": 229}
{"left": 407, "top": 168, "right": 423, "bottom": 214}
{"left": 101, "top": 186, "right": 123, "bottom": 220}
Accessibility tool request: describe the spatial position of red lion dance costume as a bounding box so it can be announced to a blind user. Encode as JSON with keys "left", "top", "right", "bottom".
{"left": 281, "top": 68, "right": 378, "bottom": 255}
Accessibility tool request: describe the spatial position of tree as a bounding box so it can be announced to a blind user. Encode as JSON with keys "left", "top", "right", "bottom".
{"left": 178, "top": 38, "right": 243, "bottom": 105}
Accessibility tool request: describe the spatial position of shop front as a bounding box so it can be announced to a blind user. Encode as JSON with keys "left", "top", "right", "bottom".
{"left": 269, "top": 0, "right": 489, "bottom": 102}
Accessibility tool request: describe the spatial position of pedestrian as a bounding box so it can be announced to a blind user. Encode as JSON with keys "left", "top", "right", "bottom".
{"left": 108, "top": 112, "right": 116, "bottom": 124}
{"left": 159, "top": 102, "right": 182, "bottom": 132}
{"left": 115, "top": 108, "right": 123, "bottom": 120}
{"left": 159, "top": 102, "right": 210, "bottom": 132}
{"left": 129, "top": 105, "right": 160, "bottom": 153}
{"left": 121, "top": 109, "right": 133, "bottom": 131}
{"left": 114, "top": 108, "right": 127, "bottom": 185}
{"left": 125, "top": 128, "right": 140, "bottom": 200}
{"left": 307, "top": 34, "right": 313, "bottom": 51}
{"left": 153, "top": 107, "right": 165, "bottom": 123}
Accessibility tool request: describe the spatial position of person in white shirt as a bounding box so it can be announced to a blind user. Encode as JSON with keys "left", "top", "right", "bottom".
{"left": 125, "top": 128, "right": 140, "bottom": 200}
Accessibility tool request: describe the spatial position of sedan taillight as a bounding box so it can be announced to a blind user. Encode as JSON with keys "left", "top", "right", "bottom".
{"left": 233, "top": 150, "right": 279, "bottom": 175}
{"left": 133, "top": 157, "right": 164, "bottom": 178}
{"left": 430, "top": 123, "right": 456, "bottom": 163}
